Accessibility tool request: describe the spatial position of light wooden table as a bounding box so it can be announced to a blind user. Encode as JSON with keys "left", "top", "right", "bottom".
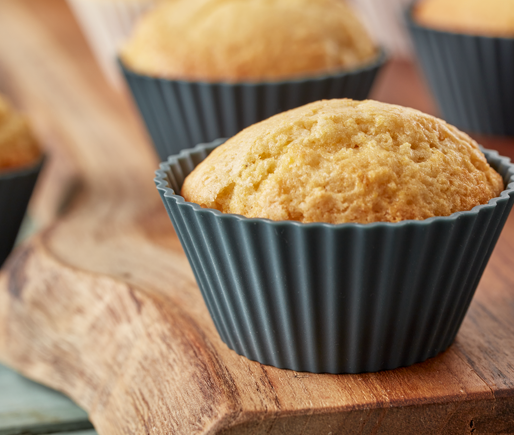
{"left": 1, "top": 1, "right": 514, "bottom": 434}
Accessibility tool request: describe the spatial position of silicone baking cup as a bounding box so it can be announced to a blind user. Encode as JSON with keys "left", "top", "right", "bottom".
{"left": 407, "top": 6, "right": 514, "bottom": 136}
{"left": 121, "top": 52, "right": 386, "bottom": 160}
{"left": 155, "top": 141, "right": 514, "bottom": 374}
{"left": 68, "top": 0, "right": 158, "bottom": 88}
{"left": 0, "top": 158, "right": 43, "bottom": 267}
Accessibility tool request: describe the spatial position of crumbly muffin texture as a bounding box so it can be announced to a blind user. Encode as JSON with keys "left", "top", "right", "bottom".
{"left": 122, "top": 0, "right": 377, "bottom": 81}
{"left": 414, "top": 0, "right": 514, "bottom": 37}
{"left": 182, "top": 99, "right": 504, "bottom": 224}
{"left": 0, "top": 95, "right": 40, "bottom": 171}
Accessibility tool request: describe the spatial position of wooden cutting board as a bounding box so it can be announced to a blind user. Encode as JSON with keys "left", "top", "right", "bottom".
{"left": 0, "top": 1, "right": 513, "bottom": 434}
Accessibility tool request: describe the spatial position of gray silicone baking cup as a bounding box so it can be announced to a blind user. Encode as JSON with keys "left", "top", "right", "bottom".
{"left": 407, "top": 5, "right": 514, "bottom": 136}
{"left": 0, "top": 158, "right": 44, "bottom": 267}
{"left": 155, "top": 140, "right": 514, "bottom": 373}
{"left": 120, "top": 52, "right": 386, "bottom": 160}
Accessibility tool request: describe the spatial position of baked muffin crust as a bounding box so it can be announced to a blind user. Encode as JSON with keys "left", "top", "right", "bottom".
{"left": 0, "top": 95, "right": 40, "bottom": 171}
{"left": 414, "top": 0, "right": 514, "bottom": 37}
{"left": 122, "top": 0, "right": 378, "bottom": 81}
{"left": 182, "top": 99, "right": 504, "bottom": 224}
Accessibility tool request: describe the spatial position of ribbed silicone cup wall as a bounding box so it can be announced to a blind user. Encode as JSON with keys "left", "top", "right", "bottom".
{"left": 120, "top": 52, "right": 386, "bottom": 161}
{"left": 407, "top": 8, "right": 514, "bottom": 136}
{"left": 0, "top": 159, "right": 43, "bottom": 267}
{"left": 155, "top": 141, "right": 514, "bottom": 374}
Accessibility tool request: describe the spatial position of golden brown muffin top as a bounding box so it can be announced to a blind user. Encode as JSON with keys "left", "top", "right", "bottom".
{"left": 0, "top": 95, "right": 41, "bottom": 172}
{"left": 121, "top": 0, "right": 378, "bottom": 82}
{"left": 414, "top": 0, "right": 514, "bottom": 37}
{"left": 182, "top": 99, "right": 504, "bottom": 224}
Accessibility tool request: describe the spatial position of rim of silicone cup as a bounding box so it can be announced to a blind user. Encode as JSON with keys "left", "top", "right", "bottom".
{"left": 118, "top": 49, "right": 388, "bottom": 86}
{"left": 0, "top": 156, "right": 45, "bottom": 181}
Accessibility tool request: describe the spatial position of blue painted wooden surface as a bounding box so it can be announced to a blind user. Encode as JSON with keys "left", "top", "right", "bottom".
{"left": 0, "top": 364, "right": 95, "bottom": 435}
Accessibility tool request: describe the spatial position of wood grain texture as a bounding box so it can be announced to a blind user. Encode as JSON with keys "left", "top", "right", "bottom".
{"left": 0, "top": 1, "right": 513, "bottom": 434}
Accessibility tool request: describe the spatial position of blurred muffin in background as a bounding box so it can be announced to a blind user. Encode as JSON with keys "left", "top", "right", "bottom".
{"left": 408, "top": 0, "right": 514, "bottom": 136}
{"left": 0, "top": 94, "right": 43, "bottom": 267}
{"left": 121, "top": 0, "right": 378, "bottom": 81}
{"left": 0, "top": 95, "right": 41, "bottom": 170}
{"left": 414, "top": 0, "right": 514, "bottom": 36}
{"left": 119, "top": 0, "right": 386, "bottom": 159}
{"left": 67, "top": 0, "right": 161, "bottom": 89}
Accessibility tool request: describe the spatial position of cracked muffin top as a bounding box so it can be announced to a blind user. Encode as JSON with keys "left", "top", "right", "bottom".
{"left": 121, "top": 0, "right": 378, "bottom": 82}
{"left": 414, "top": 0, "right": 514, "bottom": 37}
{"left": 0, "top": 95, "right": 41, "bottom": 171}
{"left": 181, "top": 99, "right": 504, "bottom": 224}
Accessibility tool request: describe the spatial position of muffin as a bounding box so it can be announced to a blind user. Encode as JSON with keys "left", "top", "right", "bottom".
{"left": 347, "top": 0, "right": 414, "bottom": 58}
{"left": 120, "top": 0, "right": 386, "bottom": 159}
{"left": 408, "top": 0, "right": 514, "bottom": 136}
{"left": 121, "top": 0, "right": 378, "bottom": 81}
{"left": 414, "top": 0, "right": 514, "bottom": 37}
{"left": 182, "top": 99, "right": 503, "bottom": 223}
{"left": 0, "top": 96, "right": 41, "bottom": 170}
{"left": 155, "top": 99, "right": 514, "bottom": 373}
{"left": 67, "top": 0, "right": 159, "bottom": 89}
{"left": 0, "top": 95, "right": 43, "bottom": 267}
